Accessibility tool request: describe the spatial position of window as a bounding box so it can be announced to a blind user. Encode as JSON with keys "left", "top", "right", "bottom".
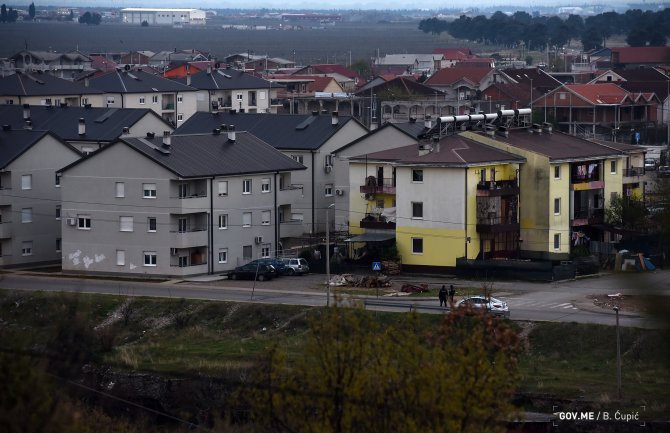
{"left": 261, "top": 245, "right": 270, "bottom": 258}
{"left": 120, "top": 216, "right": 134, "bottom": 232}
{"left": 236, "top": 93, "right": 243, "bottom": 100}
{"left": 143, "top": 183, "right": 157, "bottom": 198}
{"left": 56, "top": 238, "right": 62, "bottom": 252}
{"left": 480, "top": 169, "right": 486, "bottom": 183}
{"left": 55, "top": 173, "right": 62, "bottom": 187}
{"left": 21, "top": 208, "right": 32, "bottom": 223}
{"left": 243, "top": 212, "right": 252, "bottom": 227}
{"left": 325, "top": 184, "right": 333, "bottom": 196}
{"left": 143, "top": 251, "right": 157, "bottom": 267}
{"left": 218, "top": 181, "right": 228, "bottom": 196}
{"left": 554, "top": 233, "right": 561, "bottom": 250}
{"left": 81, "top": 146, "right": 94, "bottom": 155}
{"left": 116, "top": 250, "right": 125, "bottom": 266}
{"left": 261, "top": 210, "right": 271, "bottom": 225}
{"left": 218, "top": 248, "right": 228, "bottom": 263}
{"left": 178, "top": 183, "right": 190, "bottom": 198}
{"left": 218, "top": 214, "right": 228, "bottom": 229}
{"left": 553, "top": 198, "right": 561, "bottom": 215}
{"left": 291, "top": 155, "right": 304, "bottom": 164}
{"left": 412, "top": 202, "right": 423, "bottom": 219}
{"left": 177, "top": 95, "right": 183, "bottom": 103}
{"left": 21, "top": 174, "right": 32, "bottom": 190}
{"left": 412, "top": 169, "right": 423, "bottom": 182}
{"left": 242, "top": 245, "right": 252, "bottom": 261}
{"left": 177, "top": 113, "right": 183, "bottom": 122}
{"left": 81, "top": 97, "right": 88, "bottom": 105}
{"left": 242, "top": 179, "right": 252, "bottom": 194}
{"left": 115, "top": 182, "right": 125, "bottom": 198}
{"left": 261, "top": 178, "right": 270, "bottom": 193}
{"left": 610, "top": 160, "right": 617, "bottom": 174}
{"left": 147, "top": 217, "right": 157, "bottom": 232}
{"left": 412, "top": 238, "right": 424, "bottom": 254}
{"left": 77, "top": 215, "right": 91, "bottom": 230}
{"left": 139, "top": 96, "right": 146, "bottom": 104}
{"left": 554, "top": 165, "right": 561, "bottom": 179}
{"left": 376, "top": 199, "right": 385, "bottom": 209}
{"left": 178, "top": 217, "right": 188, "bottom": 233}
{"left": 152, "top": 95, "right": 158, "bottom": 103}
{"left": 21, "top": 241, "right": 33, "bottom": 256}
{"left": 56, "top": 205, "right": 61, "bottom": 220}
{"left": 5, "top": 99, "right": 14, "bottom": 104}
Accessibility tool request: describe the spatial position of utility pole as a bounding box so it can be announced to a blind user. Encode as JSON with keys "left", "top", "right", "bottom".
{"left": 613, "top": 306, "right": 622, "bottom": 400}
{"left": 325, "top": 203, "right": 334, "bottom": 307}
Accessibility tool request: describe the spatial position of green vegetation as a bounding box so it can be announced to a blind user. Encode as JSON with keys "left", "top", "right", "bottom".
{"left": 0, "top": 289, "right": 668, "bottom": 428}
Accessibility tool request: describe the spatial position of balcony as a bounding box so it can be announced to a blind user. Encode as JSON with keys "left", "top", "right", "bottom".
{"left": 0, "top": 222, "right": 12, "bottom": 239}
{"left": 476, "top": 179, "right": 519, "bottom": 197}
{"left": 360, "top": 216, "right": 396, "bottom": 230}
{"left": 475, "top": 215, "right": 519, "bottom": 233}
{"left": 572, "top": 208, "right": 604, "bottom": 226}
{"left": 360, "top": 177, "right": 396, "bottom": 194}
{"left": 0, "top": 186, "right": 11, "bottom": 205}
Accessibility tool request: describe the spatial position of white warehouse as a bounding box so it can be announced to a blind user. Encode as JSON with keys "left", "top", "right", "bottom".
{"left": 121, "top": 8, "right": 206, "bottom": 25}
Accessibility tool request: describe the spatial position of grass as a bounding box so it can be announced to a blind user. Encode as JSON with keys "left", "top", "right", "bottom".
{"left": 1, "top": 289, "right": 668, "bottom": 416}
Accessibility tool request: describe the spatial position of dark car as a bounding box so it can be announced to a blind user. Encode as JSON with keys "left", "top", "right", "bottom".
{"left": 227, "top": 263, "right": 276, "bottom": 281}
{"left": 249, "top": 258, "right": 289, "bottom": 275}
{"left": 657, "top": 166, "right": 670, "bottom": 177}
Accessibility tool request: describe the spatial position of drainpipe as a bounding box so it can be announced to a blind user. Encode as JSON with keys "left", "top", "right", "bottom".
{"left": 274, "top": 172, "right": 279, "bottom": 252}
{"left": 464, "top": 168, "right": 468, "bottom": 259}
{"left": 311, "top": 151, "right": 316, "bottom": 234}
{"left": 209, "top": 177, "right": 214, "bottom": 274}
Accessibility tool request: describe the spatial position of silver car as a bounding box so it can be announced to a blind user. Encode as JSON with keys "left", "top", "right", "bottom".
{"left": 457, "top": 296, "right": 510, "bottom": 317}
{"left": 280, "top": 257, "right": 310, "bottom": 276}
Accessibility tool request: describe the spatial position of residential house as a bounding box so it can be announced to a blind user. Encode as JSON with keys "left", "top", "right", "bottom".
{"left": 87, "top": 69, "right": 198, "bottom": 126}
{"left": 10, "top": 50, "right": 93, "bottom": 80}
{"left": 532, "top": 83, "right": 660, "bottom": 141}
{"left": 58, "top": 130, "right": 304, "bottom": 277}
{"left": 0, "top": 104, "right": 173, "bottom": 153}
{"left": 176, "top": 111, "right": 368, "bottom": 238}
{"left": 265, "top": 74, "right": 347, "bottom": 115}
{"left": 433, "top": 48, "right": 474, "bottom": 68}
{"left": 119, "top": 51, "right": 156, "bottom": 67}
{"left": 0, "top": 127, "right": 81, "bottom": 268}
{"left": 345, "top": 132, "right": 526, "bottom": 270}
{"left": 424, "top": 67, "right": 509, "bottom": 114}
{"left": 373, "top": 54, "right": 445, "bottom": 77}
{"left": 0, "top": 71, "right": 104, "bottom": 107}
{"left": 480, "top": 68, "right": 562, "bottom": 114}
{"left": 611, "top": 47, "right": 670, "bottom": 69}
{"left": 149, "top": 50, "right": 209, "bottom": 71}
{"left": 464, "top": 127, "right": 629, "bottom": 260}
{"left": 173, "top": 67, "right": 282, "bottom": 114}
{"left": 292, "top": 64, "right": 360, "bottom": 92}
{"left": 163, "top": 61, "right": 213, "bottom": 79}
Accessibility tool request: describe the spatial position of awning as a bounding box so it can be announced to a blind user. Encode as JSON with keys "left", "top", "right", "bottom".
{"left": 344, "top": 233, "right": 396, "bottom": 243}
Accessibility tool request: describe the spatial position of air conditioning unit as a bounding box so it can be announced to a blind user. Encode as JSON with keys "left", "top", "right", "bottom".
{"left": 335, "top": 188, "right": 344, "bottom": 196}
{"left": 254, "top": 236, "right": 263, "bottom": 244}
{"left": 324, "top": 165, "right": 332, "bottom": 173}
{"left": 66, "top": 217, "right": 76, "bottom": 226}
{"left": 170, "top": 248, "right": 178, "bottom": 256}
{"left": 364, "top": 193, "right": 375, "bottom": 201}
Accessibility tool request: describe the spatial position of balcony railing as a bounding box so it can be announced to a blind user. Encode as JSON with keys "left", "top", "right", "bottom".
{"left": 162, "top": 103, "right": 175, "bottom": 110}
{"left": 623, "top": 167, "right": 644, "bottom": 177}
{"left": 475, "top": 214, "right": 520, "bottom": 233}
{"left": 572, "top": 208, "right": 604, "bottom": 226}
{"left": 360, "top": 177, "right": 396, "bottom": 194}
{"left": 476, "top": 179, "right": 519, "bottom": 196}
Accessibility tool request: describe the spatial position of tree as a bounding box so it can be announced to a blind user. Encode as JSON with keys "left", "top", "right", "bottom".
{"left": 0, "top": 4, "right": 6, "bottom": 23}
{"left": 626, "top": 28, "right": 648, "bottom": 47}
{"left": 78, "top": 11, "right": 101, "bottom": 25}
{"left": 141, "top": 20, "right": 148, "bottom": 27}
{"left": 28, "top": 2, "right": 35, "bottom": 20}
{"left": 350, "top": 58, "right": 371, "bottom": 80}
{"left": 605, "top": 193, "right": 648, "bottom": 230}
{"left": 243, "top": 305, "right": 520, "bottom": 433}
{"left": 581, "top": 27, "right": 603, "bottom": 51}
{"left": 7, "top": 7, "right": 17, "bottom": 22}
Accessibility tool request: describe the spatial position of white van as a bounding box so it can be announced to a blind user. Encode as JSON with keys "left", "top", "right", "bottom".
{"left": 280, "top": 258, "right": 310, "bottom": 275}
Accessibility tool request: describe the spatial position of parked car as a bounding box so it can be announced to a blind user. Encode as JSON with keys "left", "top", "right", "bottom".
{"left": 456, "top": 296, "right": 510, "bottom": 317}
{"left": 248, "top": 258, "right": 289, "bottom": 275}
{"left": 280, "top": 257, "right": 310, "bottom": 275}
{"left": 645, "top": 158, "right": 657, "bottom": 171}
{"left": 657, "top": 166, "right": 670, "bottom": 177}
{"left": 227, "top": 263, "right": 276, "bottom": 281}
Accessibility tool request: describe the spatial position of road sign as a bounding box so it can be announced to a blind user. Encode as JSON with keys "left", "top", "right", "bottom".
{"left": 372, "top": 261, "right": 381, "bottom": 271}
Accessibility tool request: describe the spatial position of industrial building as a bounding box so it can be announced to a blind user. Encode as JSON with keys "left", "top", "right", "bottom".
{"left": 121, "top": 8, "right": 206, "bottom": 26}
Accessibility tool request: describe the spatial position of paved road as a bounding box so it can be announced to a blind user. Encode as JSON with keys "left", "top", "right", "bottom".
{"left": 0, "top": 270, "right": 666, "bottom": 328}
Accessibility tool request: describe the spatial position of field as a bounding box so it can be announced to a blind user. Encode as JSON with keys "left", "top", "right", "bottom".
{"left": 0, "top": 20, "right": 455, "bottom": 64}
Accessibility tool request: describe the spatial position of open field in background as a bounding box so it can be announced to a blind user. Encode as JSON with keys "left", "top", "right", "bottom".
{"left": 0, "top": 289, "right": 668, "bottom": 416}
{"left": 0, "top": 21, "right": 457, "bottom": 64}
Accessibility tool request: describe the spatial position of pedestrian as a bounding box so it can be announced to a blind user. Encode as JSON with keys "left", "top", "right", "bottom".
{"left": 449, "top": 284, "right": 455, "bottom": 304}
{"left": 439, "top": 285, "right": 448, "bottom": 307}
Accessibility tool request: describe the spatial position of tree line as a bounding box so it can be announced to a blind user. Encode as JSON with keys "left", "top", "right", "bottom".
{"left": 419, "top": 8, "right": 670, "bottom": 51}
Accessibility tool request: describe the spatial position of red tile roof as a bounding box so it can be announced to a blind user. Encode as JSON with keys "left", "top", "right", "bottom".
{"left": 433, "top": 48, "right": 473, "bottom": 60}
{"left": 295, "top": 64, "right": 359, "bottom": 79}
{"left": 611, "top": 47, "right": 670, "bottom": 65}
{"left": 425, "top": 67, "right": 493, "bottom": 86}
{"left": 564, "top": 83, "right": 630, "bottom": 105}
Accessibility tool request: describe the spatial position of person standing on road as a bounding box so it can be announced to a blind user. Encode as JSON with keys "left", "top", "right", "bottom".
{"left": 439, "top": 285, "right": 448, "bottom": 307}
{"left": 448, "top": 285, "right": 455, "bottom": 304}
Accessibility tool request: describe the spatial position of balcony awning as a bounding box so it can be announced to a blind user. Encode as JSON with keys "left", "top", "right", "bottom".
{"left": 345, "top": 232, "right": 396, "bottom": 243}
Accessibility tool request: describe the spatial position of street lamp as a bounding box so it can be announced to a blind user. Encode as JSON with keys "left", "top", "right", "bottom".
{"left": 325, "top": 203, "right": 335, "bottom": 307}
{"left": 613, "top": 306, "right": 622, "bottom": 399}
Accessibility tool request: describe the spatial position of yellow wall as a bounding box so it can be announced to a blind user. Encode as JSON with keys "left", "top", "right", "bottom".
{"left": 604, "top": 157, "right": 624, "bottom": 207}
{"left": 396, "top": 227, "right": 466, "bottom": 267}
{"left": 548, "top": 162, "right": 570, "bottom": 255}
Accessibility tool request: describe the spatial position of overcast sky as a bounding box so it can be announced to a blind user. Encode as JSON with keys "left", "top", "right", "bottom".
{"left": 16, "top": 0, "right": 630, "bottom": 10}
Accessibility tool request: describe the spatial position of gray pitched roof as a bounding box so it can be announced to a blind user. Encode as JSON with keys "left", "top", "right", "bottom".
{"left": 0, "top": 129, "right": 78, "bottom": 169}
{"left": 349, "top": 134, "right": 526, "bottom": 166}
{"left": 175, "top": 111, "right": 360, "bottom": 151}
{"left": 88, "top": 69, "right": 196, "bottom": 93}
{"left": 0, "top": 105, "right": 170, "bottom": 142}
{"left": 0, "top": 71, "right": 103, "bottom": 97}
{"left": 61, "top": 132, "right": 305, "bottom": 178}
{"left": 333, "top": 121, "right": 429, "bottom": 155}
{"left": 173, "top": 68, "right": 280, "bottom": 91}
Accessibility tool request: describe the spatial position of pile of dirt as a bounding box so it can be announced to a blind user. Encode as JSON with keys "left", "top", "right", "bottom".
{"left": 587, "top": 293, "right": 647, "bottom": 313}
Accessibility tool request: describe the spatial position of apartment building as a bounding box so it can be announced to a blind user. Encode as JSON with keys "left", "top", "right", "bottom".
{"left": 0, "top": 128, "right": 81, "bottom": 268}
{"left": 0, "top": 71, "right": 104, "bottom": 107}
{"left": 58, "top": 130, "right": 304, "bottom": 277}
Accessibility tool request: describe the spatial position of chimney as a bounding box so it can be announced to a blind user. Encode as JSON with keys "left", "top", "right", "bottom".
{"left": 424, "top": 115, "right": 432, "bottom": 129}
{"left": 84, "top": 77, "right": 89, "bottom": 87}
{"left": 213, "top": 128, "right": 221, "bottom": 135}
{"left": 22, "top": 104, "right": 30, "bottom": 120}
{"left": 206, "top": 65, "right": 212, "bottom": 75}
{"left": 122, "top": 126, "right": 130, "bottom": 135}
{"left": 78, "top": 118, "right": 86, "bottom": 136}
{"left": 186, "top": 73, "right": 191, "bottom": 86}
{"left": 146, "top": 132, "right": 155, "bottom": 139}
{"left": 24, "top": 120, "right": 32, "bottom": 130}
{"left": 227, "top": 125, "right": 236, "bottom": 142}
{"left": 162, "top": 130, "right": 171, "bottom": 147}
{"left": 331, "top": 111, "right": 339, "bottom": 126}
